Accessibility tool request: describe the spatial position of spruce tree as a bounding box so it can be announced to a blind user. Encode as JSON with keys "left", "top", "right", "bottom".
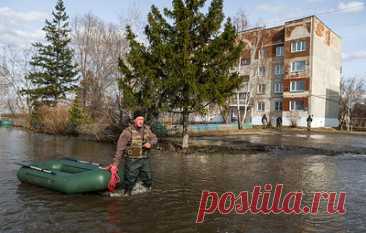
{"left": 119, "top": 0, "right": 244, "bottom": 148}
{"left": 22, "top": 0, "right": 78, "bottom": 106}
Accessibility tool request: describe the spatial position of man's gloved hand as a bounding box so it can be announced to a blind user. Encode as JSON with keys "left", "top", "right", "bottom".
{"left": 105, "top": 164, "right": 120, "bottom": 192}
{"left": 143, "top": 143, "right": 152, "bottom": 149}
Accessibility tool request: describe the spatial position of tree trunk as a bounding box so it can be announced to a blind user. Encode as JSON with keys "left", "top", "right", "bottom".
{"left": 182, "top": 110, "right": 189, "bottom": 149}
{"left": 219, "top": 104, "right": 230, "bottom": 124}
{"left": 241, "top": 104, "right": 248, "bottom": 127}
{"left": 236, "top": 92, "right": 241, "bottom": 129}
{"left": 240, "top": 81, "right": 251, "bottom": 128}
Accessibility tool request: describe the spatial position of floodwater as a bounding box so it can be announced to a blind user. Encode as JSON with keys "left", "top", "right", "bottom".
{"left": 1, "top": 127, "right": 365, "bottom": 233}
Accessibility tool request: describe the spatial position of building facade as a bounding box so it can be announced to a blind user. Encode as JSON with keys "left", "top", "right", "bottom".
{"left": 231, "top": 16, "right": 341, "bottom": 127}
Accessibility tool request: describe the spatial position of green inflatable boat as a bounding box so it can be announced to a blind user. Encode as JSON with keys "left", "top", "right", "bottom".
{"left": 0, "top": 119, "right": 13, "bottom": 127}
{"left": 17, "top": 158, "right": 111, "bottom": 194}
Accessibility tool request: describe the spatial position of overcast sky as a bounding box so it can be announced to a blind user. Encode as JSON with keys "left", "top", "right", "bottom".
{"left": 0, "top": 0, "right": 365, "bottom": 78}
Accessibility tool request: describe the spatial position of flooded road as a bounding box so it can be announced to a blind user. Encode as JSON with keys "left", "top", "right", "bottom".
{"left": 1, "top": 127, "right": 366, "bottom": 233}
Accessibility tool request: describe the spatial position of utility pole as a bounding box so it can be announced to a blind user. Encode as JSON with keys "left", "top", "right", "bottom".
{"left": 236, "top": 90, "right": 241, "bottom": 129}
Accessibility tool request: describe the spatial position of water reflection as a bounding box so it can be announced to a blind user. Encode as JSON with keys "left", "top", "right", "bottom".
{"left": 309, "top": 134, "right": 326, "bottom": 140}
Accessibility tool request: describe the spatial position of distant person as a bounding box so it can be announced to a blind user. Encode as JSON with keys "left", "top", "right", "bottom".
{"left": 276, "top": 116, "right": 282, "bottom": 128}
{"left": 307, "top": 115, "right": 313, "bottom": 131}
{"left": 261, "top": 114, "right": 268, "bottom": 129}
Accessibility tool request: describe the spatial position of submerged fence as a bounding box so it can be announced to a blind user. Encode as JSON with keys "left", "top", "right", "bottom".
{"left": 190, "top": 123, "right": 252, "bottom": 132}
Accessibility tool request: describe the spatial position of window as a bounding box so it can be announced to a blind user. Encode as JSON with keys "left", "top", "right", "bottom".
{"left": 290, "top": 80, "right": 305, "bottom": 92}
{"left": 257, "top": 84, "right": 266, "bottom": 94}
{"left": 257, "top": 102, "right": 265, "bottom": 111}
{"left": 290, "top": 100, "right": 305, "bottom": 111}
{"left": 275, "top": 101, "right": 282, "bottom": 111}
{"left": 240, "top": 57, "right": 250, "bottom": 66}
{"left": 276, "top": 46, "right": 284, "bottom": 57}
{"left": 274, "top": 82, "right": 282, "bottom": 93}
{"left": 274, "top": 64, "right": 284, "bottom": 75}
{"left": 291, "top": 60, "right": 306, "bottom": 72}
{"left": 238, "top": 81, "right": 249, "bottom": 92}
{"left": 239, "top": 92, "right": 247, "bottom": 100}
{"left": 257, "top": 66, "right": 265, "bottom": 76}
{"left": 291, "top": 40, "right": 306, "bottom": 52}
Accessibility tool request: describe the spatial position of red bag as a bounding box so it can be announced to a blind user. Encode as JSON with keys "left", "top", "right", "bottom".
{"left": 105, "top": 165, "right": 120, "bottom": 192}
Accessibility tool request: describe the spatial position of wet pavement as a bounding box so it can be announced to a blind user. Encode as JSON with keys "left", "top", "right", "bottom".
{"left": 1, "top": 127, "right": 366, "bottom": 233}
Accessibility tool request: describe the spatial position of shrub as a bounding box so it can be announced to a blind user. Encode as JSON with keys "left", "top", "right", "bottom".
{"left": 67, "top": 101, "right": 91, "bottom": 134}
{"left": 37, "top": 104, "right": 70, "bottom": 134}
{"left": 78, "top": 115, "right": 111, "bottom": 141}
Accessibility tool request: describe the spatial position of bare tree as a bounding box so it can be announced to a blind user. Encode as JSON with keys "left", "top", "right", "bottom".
{"left": 119, "top": 3, "right": 146, "bottom": 43}
{"left": 233, "top": 9, "right": 249, "bottom": 32}
{"left": 339, "top": 76, "right": 365, "bottom": 130}
{"left": 0, "top": 45, "right": 34, "bottom": 115}
{"left": 224, "top": 9, "right": 251, "bottom": 129}
{"left": 72, "top": 13, "right": 128, "bottom": 119}
{"left": 230, "top": 10, "right": 269, "bottom": 129}
{"left": 239, "top": 28, "right": 266, "bottom": 128}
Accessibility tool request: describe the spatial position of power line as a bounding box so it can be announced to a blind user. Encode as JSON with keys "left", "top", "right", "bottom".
{"left": 261, "top": 4, "right": 365, "bottom": 28}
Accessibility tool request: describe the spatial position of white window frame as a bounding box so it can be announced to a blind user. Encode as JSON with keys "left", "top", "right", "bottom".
{"left": 291, "top": 40, "right": 306, "bottom": 52}
{"left": 257, "top": 66, "right": 265, "bottom": 76}
{"left": 240, "top": 57, "right": 250, "bottom": 66}
{"left": 274, "top": 101, "right": 282, "bottom": 112}
{"left": 290, "top": 80, "right": 305, "bottom": 92}
{"left": 289, "top": 100, "right": 305, "bottom": 111}
{"left": 257, "top": 84, "right": 266, "bottom": 94}
{"left": 276, "top": 46, "right": 284, "bottom": 57}
{"left": 291, "top": 60, "right": 306, "bottom": 73}
{"left": 257, "top": 102, "right": 265, "bottom": 112}
{"left": 274, "top": 82, "right": 282, "bottom": 93}
{"left": 274, "top": 64, "right": 284, "bottom": 75}
{"left": 239, "top": 92, "right": 247, "bottom": 100}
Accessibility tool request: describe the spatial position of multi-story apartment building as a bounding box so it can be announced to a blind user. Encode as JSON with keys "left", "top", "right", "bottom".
{"left": 231, "top": 16, "right": 341, "bottom": 127}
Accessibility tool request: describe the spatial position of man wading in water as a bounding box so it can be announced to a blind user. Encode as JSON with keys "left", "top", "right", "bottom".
{"left": 105, "top": 110, "right": 158, "bottom": 196}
